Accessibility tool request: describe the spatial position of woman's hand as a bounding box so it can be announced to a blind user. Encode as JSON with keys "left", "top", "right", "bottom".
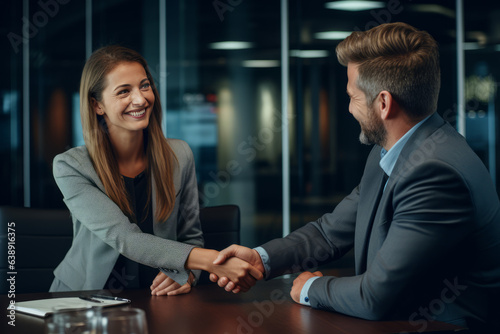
{"left": 150, "top": 271, "right": 195, "bottom": 296}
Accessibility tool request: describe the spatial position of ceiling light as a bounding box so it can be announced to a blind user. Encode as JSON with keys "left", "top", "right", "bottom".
{"left": 325, "top": 1, "right": 385, "bottom": 11}
{"left": 242, "top": 60, "right": 280, "bottom": 68}
{"left": 209, "top": 41, "right": 253, "bottom": 50}
{"left": 314, "top": 31, "right": 352, "bottom": 40}
{"left": 290, "top": 50, "right": 329, "bottom": 58}
{"left": 408, "top": 4, "right": 455, "bottom": 18}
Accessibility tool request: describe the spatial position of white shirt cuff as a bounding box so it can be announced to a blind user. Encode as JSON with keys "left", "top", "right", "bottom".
{"left": 254, "top": 246, "right": 271, "bottom": 279}
{"left": 300, "top": 276, "right": 321, "bottom": 306}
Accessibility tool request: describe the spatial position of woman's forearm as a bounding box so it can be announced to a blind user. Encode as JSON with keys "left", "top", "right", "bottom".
{"left": 185, "top": 248, "right": 219, "bottom": 272}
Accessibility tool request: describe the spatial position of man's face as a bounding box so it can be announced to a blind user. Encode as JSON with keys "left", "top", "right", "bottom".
{"left": 346, "top": 63, "right": 386, "bottom": 146}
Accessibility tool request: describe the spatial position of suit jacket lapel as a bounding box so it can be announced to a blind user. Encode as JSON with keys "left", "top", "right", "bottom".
{"left": 355, "top": 153, "right": 387, "bottom": 274}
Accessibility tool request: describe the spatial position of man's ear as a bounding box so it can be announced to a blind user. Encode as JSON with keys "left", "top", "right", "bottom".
{"left": 91, "top": 98, "right": 104, "bottom": 115}
{"left": 377, "top": 90, "right": 396, "bottom": 120}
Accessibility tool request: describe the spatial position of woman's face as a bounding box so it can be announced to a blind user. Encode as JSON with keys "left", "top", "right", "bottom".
{"left": 93, "top": 61, "right": 155, "bottom": 137}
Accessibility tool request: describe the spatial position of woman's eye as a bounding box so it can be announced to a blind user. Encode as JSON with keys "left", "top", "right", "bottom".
{"left": 118, "top": 89, "right": 129, "bottom": 95}
{"left": 141, "top": 83, "right": 151, "bottom": 89}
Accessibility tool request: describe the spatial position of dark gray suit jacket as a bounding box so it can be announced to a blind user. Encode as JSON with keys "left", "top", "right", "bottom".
{"left": 261, "top": 113, "right": 500, "bottom": 329}
{"left": 50, "top": 139, "right": 204, "bottom": 291}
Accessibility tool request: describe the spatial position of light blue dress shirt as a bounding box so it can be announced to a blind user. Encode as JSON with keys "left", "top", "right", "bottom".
{"left": 378, "top": 115, "right": 430, "bottom": 177}
{"left": 257, "top": 115, "right": 431, "bottom": 306}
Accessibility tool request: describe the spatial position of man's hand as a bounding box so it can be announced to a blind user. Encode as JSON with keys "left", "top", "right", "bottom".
{"left": 209, "top": 245, "right": 265, "bottom": 293}
{"left": 150, "top": 271, "right": 195, "bottom": 296}
{"left": 291, "top": 271, "right": 323, "bottom": 304}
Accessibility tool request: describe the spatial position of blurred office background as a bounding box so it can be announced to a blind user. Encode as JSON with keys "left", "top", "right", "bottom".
{"left": 1, "top": 0, "right": 499, "bottom": 249}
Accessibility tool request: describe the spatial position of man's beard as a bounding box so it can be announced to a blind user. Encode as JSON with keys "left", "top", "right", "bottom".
{"left": 358, "top": 106, "right": 387, "bottom": 146}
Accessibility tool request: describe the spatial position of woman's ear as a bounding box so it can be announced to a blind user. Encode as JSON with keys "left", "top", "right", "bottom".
{"left": 91, "top": 98, "right": 104, "bottom": 115}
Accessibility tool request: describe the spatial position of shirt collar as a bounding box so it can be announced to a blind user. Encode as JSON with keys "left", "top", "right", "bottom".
{"left": 379, "top": 114, "right": 431, "bottom": 176}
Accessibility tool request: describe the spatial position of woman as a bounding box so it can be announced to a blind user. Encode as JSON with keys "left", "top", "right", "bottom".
{"left": 50, "top": 45, "right": 260, "bottom": 295}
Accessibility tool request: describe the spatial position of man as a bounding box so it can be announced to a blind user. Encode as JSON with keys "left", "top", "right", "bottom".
{"left": 211, "top": 22, "right": 500, "bottom": 331}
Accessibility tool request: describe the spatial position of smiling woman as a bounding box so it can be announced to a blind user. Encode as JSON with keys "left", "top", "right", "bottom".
{"left": 94, "top": 62, "right": 154, "bottom": 137}
{"left": 49, "top": 45, "right": 262, "bottom": 296}
{"left": 79, "top": 46, "right": 175, "bottom": 224}
{"left": 92, "top": 62, "right": 155, "bottom": 178}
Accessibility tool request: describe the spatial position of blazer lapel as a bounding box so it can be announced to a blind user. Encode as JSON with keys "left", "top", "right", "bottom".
{"left": 355, "top": 158, "right": 387, "bottom": 274}
{"left": 151, "top": 174, "right": 158, "bottom": 229}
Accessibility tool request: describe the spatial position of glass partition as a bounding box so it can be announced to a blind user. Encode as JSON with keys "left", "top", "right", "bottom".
{"left": 1, "top": 1, "right": 24, "bottom": 205}
{"left": 463, "top": 0, "right": 500, "bottom": 188}
{"left": 163, "top": 0, "right": 282, "bottom": 247}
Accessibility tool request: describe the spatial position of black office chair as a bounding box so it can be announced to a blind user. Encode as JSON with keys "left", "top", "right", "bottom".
{"left": 198, "top": 205, "right": 240, "bottom": 284}
{"left": 0, "top": 206, "right": 73, "bottom": 294}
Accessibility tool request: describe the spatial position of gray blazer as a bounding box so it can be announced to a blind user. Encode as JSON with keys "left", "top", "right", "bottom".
{"left": 50, "top": 139, "right": 204, "bottom": 291}
{"left": 261, "top": 113, "right": 500, "bottom": 328}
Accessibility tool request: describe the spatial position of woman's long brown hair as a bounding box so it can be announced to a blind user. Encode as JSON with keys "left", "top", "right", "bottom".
{"left": 80, "top": 45, "right": 177, "bottom": 222}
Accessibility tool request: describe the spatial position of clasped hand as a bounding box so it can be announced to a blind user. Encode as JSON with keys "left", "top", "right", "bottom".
{"left": 150, "top": 271, "right": 195, "bottom": 296}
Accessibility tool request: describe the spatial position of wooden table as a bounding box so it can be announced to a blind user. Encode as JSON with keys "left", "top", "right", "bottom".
{"left": 1, "top": 276, "right": 466, "bottom": 334}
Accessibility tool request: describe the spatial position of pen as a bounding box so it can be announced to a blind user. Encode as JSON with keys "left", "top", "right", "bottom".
{"left": 91, "top": 294, "right": 131, "bottom": 303}
{"left": 79, "top": 296, "right": 103, "bottom": 303}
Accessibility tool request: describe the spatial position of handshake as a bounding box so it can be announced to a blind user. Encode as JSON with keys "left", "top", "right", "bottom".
{"left": 151, "top": 245, "right": 264, "bottom": 296}
{"left": 208, "top": 245, "right": 265, "bottom": 293}
{"left": 205, "top": 244, "right": 323, "bottom": 303}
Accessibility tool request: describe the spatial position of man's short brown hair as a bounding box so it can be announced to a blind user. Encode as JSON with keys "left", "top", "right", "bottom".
{"left": 336, "top": 22, "right": 440, "bottom": 120}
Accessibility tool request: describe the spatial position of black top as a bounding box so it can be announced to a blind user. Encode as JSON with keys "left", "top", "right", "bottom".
{"left": 104, "top": 171, "right": 159, "bottom": 291}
